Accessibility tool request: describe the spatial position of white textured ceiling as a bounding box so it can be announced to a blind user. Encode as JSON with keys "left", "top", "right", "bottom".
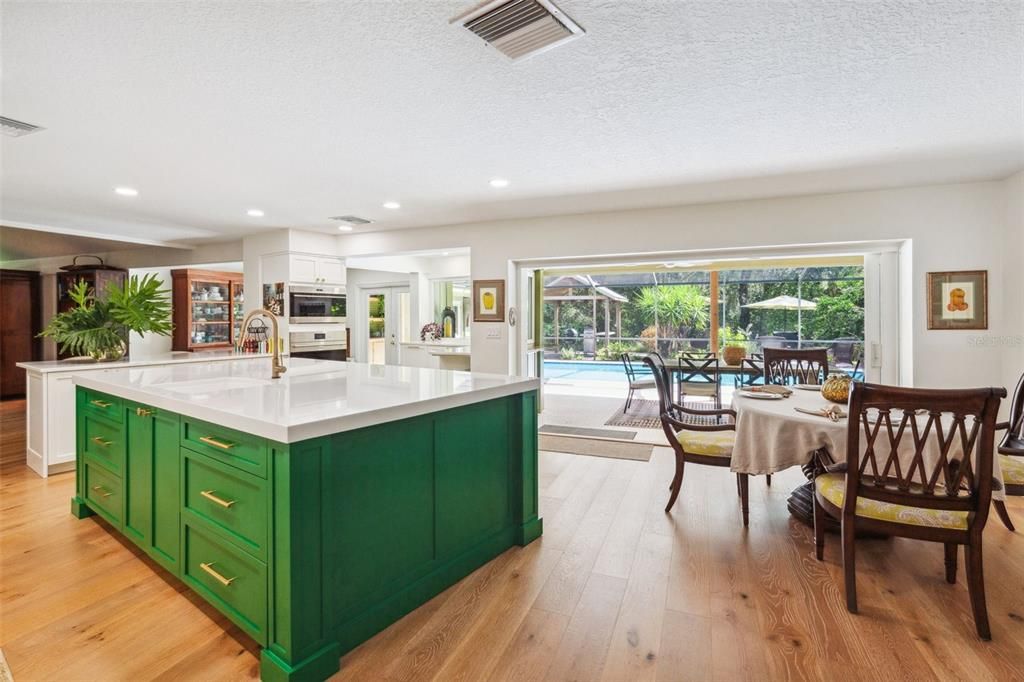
{"left": 1, "top": 0, "right": 1022, "bottom": 245}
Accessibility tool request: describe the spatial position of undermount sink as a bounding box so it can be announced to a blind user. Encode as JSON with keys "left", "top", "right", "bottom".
{"left": 156, "top": 376, "right": 275, "bottom": 394}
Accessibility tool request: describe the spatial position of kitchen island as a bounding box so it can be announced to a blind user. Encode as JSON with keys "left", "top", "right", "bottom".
{"left": 70, "top": 357, "right": 541, "bottom": 681}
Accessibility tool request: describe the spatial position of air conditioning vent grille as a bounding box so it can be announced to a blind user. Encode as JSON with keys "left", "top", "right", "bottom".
{"left": 329, "top": 215, "right": 373, "bottom": 225}
{"left": 453, "top": 0, "right": 584, "bottom": 61}
{"left": 1, "top": 116, "right": 44, "bottom": 137}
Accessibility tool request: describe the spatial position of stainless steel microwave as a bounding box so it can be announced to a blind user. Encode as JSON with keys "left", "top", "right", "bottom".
{"left": 289, "top": 284, "right": 346, "bottom": 323}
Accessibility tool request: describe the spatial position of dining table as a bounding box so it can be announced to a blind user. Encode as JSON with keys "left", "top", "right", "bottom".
{"left": 728, "top": 386, "right": 1008, "bottom": 528}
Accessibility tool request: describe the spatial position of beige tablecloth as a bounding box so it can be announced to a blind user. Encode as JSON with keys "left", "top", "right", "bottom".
{"left": 729, "top": 388, "right": 1006, "bottom": 501}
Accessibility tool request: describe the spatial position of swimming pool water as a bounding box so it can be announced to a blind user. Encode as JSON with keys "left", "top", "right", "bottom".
{"left": 543, "top": 361, "right": 632, "bottom": 382}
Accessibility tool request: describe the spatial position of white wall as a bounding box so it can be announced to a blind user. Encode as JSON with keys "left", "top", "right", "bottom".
{"left": 1002, "top": 171, "right": 1024, "bottom": 385}
{"left": 331, "top": 179, "right": 1019, "bottom": 389}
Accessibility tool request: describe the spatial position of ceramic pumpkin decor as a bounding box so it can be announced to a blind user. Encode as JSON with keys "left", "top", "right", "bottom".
{"left": 821, "top": 372, "right": 853, "bottom": 404}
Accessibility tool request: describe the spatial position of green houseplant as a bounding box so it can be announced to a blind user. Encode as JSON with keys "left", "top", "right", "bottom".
{"left": 40, "top": 274, "right": 173, "bottom": 361}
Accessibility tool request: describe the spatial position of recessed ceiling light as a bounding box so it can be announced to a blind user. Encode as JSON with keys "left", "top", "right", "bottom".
{"left": 489, "top": 178, "right": 510, "bottom": 188}
{"left": 337, "top": 225, "right": 354, "bottom": 232}
{"left": 382, "top": 201, "right": 401, "bottom": 210}
{"left": 442, "top": 252, "right": 450, "bottom": 256}
{"left": 114, "top": 186, "right": 138, "bottom": 197}
{"left": 247, "top": 209, "right": 265, "bottom": 217}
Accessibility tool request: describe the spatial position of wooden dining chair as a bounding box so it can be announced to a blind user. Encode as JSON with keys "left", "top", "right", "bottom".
{"left": 813, "top": 382, "right": 1006, "bottom": 640}
{"left": 763, "top": 347, "right": 829, "bottom": 385}
{"left": 993, "top": 371, "right": 1024, "bottom": 531}
{"left": 643, "top": 353, "right": 754, "bottom": 524}
{"left": 676, "top": 352, "right": 721, "bottom": 409}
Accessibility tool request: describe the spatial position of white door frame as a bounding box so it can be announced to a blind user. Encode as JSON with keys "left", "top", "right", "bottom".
{"left": 364, "top": 286, "right": 411, "bottom": 365}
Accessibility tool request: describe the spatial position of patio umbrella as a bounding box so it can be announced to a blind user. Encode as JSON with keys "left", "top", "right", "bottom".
{"left": 742, "top": 295, "right": 817, "bottom": 346}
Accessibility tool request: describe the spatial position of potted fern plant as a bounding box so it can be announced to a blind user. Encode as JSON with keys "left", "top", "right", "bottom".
{"left": 40, "top": 274, "right": 173, "bottom": 361}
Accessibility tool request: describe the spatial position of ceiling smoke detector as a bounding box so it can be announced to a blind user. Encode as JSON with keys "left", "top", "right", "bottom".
{"left": 452, "top": 0, "right": 585, "bottom": 61}
{"left": 1, "top": 116, "right": 45, "bottom": 137}
{"left": 329, "top": 215, "right": 373, "bottom": 226}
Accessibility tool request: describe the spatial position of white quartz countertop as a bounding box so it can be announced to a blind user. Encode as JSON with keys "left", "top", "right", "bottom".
{"left": 72, "top": 358, "right": 538, "bottom": 443}
{"left": 400, "top": 339, "right": 470, "bottom": 347}
{"left": 17, "top": 350, "right": 269, "bottom": 374}
{"left": 429, "top": 349, "right": 472, "bottom": 357}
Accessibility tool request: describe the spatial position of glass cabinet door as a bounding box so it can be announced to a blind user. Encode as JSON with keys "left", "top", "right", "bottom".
{"left": 232, "top": 282, "right": 245, "bottom": 341}
{"left": 189, "top": 280, "right": 231, "bottom": 345}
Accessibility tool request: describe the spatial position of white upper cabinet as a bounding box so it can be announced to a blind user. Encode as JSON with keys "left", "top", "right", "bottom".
{"left": 316, "top": 258, "right": 346, "bottom": 285}
{"left": 289, "top": 255, "right": 345, "bottom": 285}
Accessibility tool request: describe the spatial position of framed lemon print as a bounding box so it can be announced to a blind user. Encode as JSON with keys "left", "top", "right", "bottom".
{"left": 927, "top": 270, "right": 987, "bottom": 330}
{"left": 473, "top": 279, "right": 505, "bottom": 322}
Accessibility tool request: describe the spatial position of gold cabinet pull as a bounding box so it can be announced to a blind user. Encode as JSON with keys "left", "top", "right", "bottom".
{"left": 90, "top": 399, "right": 112, "bottom": 408}
{"left": 91, "top": 485, "right": 112, "bottom": 498}
{"left": 200, "top": 489, "right": 236, "bottom": 508}
{"left": 199, "top": 435, "right": 235, "bottom": 450}
{"left": 199, "top": 562, "right": 235, "bottom": 586}
{"left": 136, "top": 407, "right": 154, "bottom": 417}
{"left": 91, "top": 436, "right": 112, "bottom": 447}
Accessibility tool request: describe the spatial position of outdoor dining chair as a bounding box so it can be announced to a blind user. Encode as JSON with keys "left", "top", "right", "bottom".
{"left": 676, "top": 352, "right": 721, "bottom": 409}
{"left": 620, "top": 353, "right": 656, "bottom": 413}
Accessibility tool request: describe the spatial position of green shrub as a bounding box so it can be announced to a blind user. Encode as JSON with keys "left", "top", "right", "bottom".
{"left": 559, "top": 347, "right": 583, "bottom": 360}
{"left": 595, "top": 340, "right": 642, "bottom": 361}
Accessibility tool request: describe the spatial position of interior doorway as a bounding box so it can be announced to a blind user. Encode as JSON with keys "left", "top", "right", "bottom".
{"left": 365, "top": 287, "right": 411, "bottom": 365}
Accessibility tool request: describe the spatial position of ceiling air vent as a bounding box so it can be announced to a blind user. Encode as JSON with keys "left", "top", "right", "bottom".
{"left": 452, "top": 0, "right": 585, "bottom": 61}
{"left": 1, "top": 116, "right": 45, "bottom": 138}
{"left": 329, "top": 215, "right": 373, "bottom": 226}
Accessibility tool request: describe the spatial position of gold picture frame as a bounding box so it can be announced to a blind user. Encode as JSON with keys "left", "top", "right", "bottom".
{"left": 926, "top": 270, "right": 987, "bottom": 330}
{"left": 473, "top": 279, "right": 505, "bottom": 322}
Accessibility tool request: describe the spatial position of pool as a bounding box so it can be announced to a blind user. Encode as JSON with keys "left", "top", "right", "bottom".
{"left": 543, "top": 360, "right": 631, "bottom": 382}
{"left": 542, "top": 360, "right": 864, "bottom": 383}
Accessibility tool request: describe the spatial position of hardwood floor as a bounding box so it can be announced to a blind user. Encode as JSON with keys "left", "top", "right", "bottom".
{"left": 2, "top": 397, "right": 1023, "bottom": 681}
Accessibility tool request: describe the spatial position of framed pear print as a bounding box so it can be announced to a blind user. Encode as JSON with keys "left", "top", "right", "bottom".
{"left": 927, "top": 270, "right": 987, "bottom": 330}
{"left": 473, "top": 279, "right": 505, "bottom": 322}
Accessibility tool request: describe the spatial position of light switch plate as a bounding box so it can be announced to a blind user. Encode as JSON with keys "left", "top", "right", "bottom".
{"left": 486, "top": 327, "right": 502, "bottom": 339}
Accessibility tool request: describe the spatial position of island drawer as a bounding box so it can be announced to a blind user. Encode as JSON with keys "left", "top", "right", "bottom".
{"left": 182, "top": 449, "right": 268, "bottom": 560}
{"left": 81, "top": 389, "right": 124, "bottom": 424}
{"left": 84, "top": 460, "right": 122, "bottom": 525}
{"left": 82, "top": 414, "right": 125, "bottom": 475}
{"left": 180, "top": 418, "right": 267, "bottom": 478}
{"left": 183, "top": 522, "right": 267, "bottom": 645}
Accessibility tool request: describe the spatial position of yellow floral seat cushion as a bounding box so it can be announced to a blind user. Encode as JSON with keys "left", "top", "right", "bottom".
{"left": 1000, "top": 454, "right": 1024, "bottom": 486}
{"left": 814, "top": 473, "right": 968, "bottom": 530}
{"left": 676, "top": 430, "right": 734, "bottom": 457}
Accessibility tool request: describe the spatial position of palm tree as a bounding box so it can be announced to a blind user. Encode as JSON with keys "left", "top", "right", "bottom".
{"left": 634, "top": 285, "right": 710, "bottom": 339}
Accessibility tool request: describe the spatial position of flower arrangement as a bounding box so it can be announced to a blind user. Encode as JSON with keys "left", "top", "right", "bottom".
{"left": 420, "top": 322, "right": 443, "bottom": 341}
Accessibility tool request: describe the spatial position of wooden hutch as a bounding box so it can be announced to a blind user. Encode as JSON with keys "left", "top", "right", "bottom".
{"left": 171, "top": 269, "right": 245, "bottom": 352}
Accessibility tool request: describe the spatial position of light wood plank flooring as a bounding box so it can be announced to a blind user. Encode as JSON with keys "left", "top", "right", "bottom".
{"left": 2, "top": 398, "right": 1023, "bottom": 681}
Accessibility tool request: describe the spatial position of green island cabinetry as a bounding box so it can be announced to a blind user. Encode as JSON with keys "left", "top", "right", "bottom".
{"left": 71, "top": 385, "right": 541, "bottom": 681}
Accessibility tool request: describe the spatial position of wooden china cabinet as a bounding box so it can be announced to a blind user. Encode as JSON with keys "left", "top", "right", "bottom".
{"left": 170, "top": 269, "right": 245, "bottom": 352}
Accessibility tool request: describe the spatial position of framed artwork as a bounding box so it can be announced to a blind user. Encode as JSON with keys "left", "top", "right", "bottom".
{"left": 473, "top": 279, "right": 505, "bottom": 322}
{"left": 927, "top": 270, "right": 987, "bottom": 330}
{"left": 263, "top": 282, "right": 285, "bottom": 317}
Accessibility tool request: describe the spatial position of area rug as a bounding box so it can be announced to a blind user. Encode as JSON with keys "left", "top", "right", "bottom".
{"left": 0, "top": 648, "right": 12, "bottom": 682}
{"left": 539, "top": 424, "right": 637, "bottom": 440}
{"left": 538, "top": 433, "right": 654, "bottom": 462}
{"left": 604, "top": 399, "right": 720, "bottom": 429}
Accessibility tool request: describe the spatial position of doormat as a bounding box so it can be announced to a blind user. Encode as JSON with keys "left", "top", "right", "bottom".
{"left": 539, "top": 424, "right": 637, "bottom": 440}
{"left": 605, "top": 399, "right": 721, "bottom": 429}
{"left": 538, "top": 433, "right": 653, "bottom": 462}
